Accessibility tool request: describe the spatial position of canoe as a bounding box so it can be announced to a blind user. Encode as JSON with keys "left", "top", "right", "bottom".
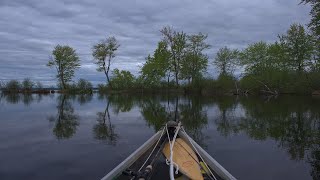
{"left": 101, "top": 121, "right": 236, "bottom": 180}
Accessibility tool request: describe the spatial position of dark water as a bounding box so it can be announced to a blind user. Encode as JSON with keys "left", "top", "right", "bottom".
{"left": 0, "top": 93, "right": 319, "bottom": 180}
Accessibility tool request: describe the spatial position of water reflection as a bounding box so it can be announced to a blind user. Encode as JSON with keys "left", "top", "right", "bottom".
{"left": 93, "top": 100, "right": 118, "bottom": 145}
{"left": 48, "top": 95, "right": 79, "bottom": 139}
{"left": 1, "top": 92, "right": 319, "bottom": 179}
{"left": 76, "top": 94, "right": 93, "bottom": 105}
{"left": 139, "top": 96, "right": 168, "bottom": 131}
{"left": 138, "top": 95, "right": 320, "bottom": 179}
{"left": 5, "top": 93, "right": 21, "bottom": 104}
{"left": 214, "top": 97, "right": 320, "bottom": 179}
{"left": 109, "top": 94, "right": 135, "bottom": 114}
{"left": 214, "top": 96, "right": 239, "bottom": 137}
{"left": 1, "top": 93, "right": 51, "bottom": 106}
{"left": 138, "top": 95, "right": 209, "bottom": 146}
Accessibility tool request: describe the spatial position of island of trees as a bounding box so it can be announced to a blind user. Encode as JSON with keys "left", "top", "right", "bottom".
{"left": 1, "top": 0, "right": 319, "bottom": 96}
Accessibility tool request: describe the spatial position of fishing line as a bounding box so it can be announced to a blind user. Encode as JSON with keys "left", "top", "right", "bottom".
{"left": 138, "top": 127, "right": 166, "bottom": 172}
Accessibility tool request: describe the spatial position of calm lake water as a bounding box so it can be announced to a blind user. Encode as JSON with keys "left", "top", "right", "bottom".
{"left": 0, "top": 93, "right": 319, "bottom": 180}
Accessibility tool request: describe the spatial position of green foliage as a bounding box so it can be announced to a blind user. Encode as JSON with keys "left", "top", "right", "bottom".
{"left": 77, "top": 79, "right": 93, "bottom": 92}
{"left": 239, "top": 70, "right": 289, "bottom": 93}
{"left": 307, "top": 71, "right": 320, "bottom": 90}
{"left": 140, "top": 41, "right": 170, "bottom": 87}
{"left": 97, "top": 83, "right": 108, "bottom": 93}
{"left": 279, "top": 24, "right": 314, "bottom": 72}
{"left": 301, "top": 0, "right": 320, "bottom": 37}
{"left": 216, "top": 74, "right": 236, "bottom": 90}
{"left": 67, "top": 79, "right": 93, "bottom": 94}
{"left": 109, "top": 69, "right": 136, "bottom": 90}
{"left": 160, "top": 26, "right": 187, "bottom": 86}
{"left": 267, "top": 42, "right": 287, "bottom": 70}
{"left": 22, "top": 78, "right": 34, "bottom": 90}
{"left": 47, "top": 45, "right": 80, "bottom": 90}
{"left": 92, "top": 36, "right": 120, "bottom": 88}
{"left": 240, "top": 41, "right": 271, "bottom": 74}
{"left": 181, "top": 33, "right": 210, "bottom": 83}
{"left": 238, "top": 24, "right": 318, "bottom": 94}
{"left": 214, "top": 47, "right": 239, "bottom": 75}
{"left": 141, "top": 28, "right": 210, "bottom": 88}
{"left": 4, "top": 80, "right": 21, "bottom": 91}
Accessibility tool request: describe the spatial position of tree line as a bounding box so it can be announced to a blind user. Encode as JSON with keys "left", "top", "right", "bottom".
{"left": 1, "top": 1, "right": 319, "bottom": 95}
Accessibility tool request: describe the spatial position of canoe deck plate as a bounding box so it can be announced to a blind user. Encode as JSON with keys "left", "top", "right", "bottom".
{"left": 162, "top": 138, "right": 204, "bottom": 180}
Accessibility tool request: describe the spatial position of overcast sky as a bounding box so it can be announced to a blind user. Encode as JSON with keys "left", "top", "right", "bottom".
{"left": 0, "top": 0, "right": 311, "bottom": 86}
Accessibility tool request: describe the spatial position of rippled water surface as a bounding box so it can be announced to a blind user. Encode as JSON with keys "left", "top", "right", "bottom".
{"left": 0, "top": 93, "right": 319, "bottom": 180}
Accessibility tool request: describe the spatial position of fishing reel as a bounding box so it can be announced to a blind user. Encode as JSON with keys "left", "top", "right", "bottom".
{"left": 122, "top": 165, "right": 153, "bottom": 180}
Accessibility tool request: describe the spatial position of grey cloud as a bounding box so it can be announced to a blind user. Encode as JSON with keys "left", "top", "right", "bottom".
{"left": 0, "top": 0, "right": 311, "bottom": 86}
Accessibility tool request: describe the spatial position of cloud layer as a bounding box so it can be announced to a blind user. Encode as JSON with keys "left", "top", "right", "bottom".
{"left": 0, "top": 0, "right": 311, "bottom": 86}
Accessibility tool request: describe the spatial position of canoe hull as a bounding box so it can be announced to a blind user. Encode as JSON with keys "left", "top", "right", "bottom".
{"left": 101, "top": 128, "right": 236, "bottom": 180}
{"left": 101, "top": 131, "right": 162, "bottom": 180}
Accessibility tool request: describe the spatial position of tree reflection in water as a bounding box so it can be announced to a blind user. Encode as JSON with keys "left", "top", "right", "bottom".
{"left": 213, "top": 96, "right": 320, "bottom": 179}
{"left": 179, "top": 96, "right": 208, "bottom": 147}
{"left": 94, "top": 95, "right": 118, "bottom": 145}
{"left": 214, "top": 96, "right": 239, "bottom": 137}
{"left": 1, "top": 93, "right": 51, "bottom": 106}
{"left": 76, "top": 94, "right": 93, "bottom": 105}
{"left": 22, "top": 93, "right": 34, "bottom": 106}
{"left": 48, "top": 95, "right": 79, "bottom": 139}
{"left": 140, "top": 97, "right": 168, "bottom": 131}
{"left": 4, "top": 93, "right": 21, "bottom": 104}
{"left": 109, "top": 94, "right": 135, "bottom": 114}
{"left": 138, "top": 95, "right": 209, "bottom": 146}
{"left": 5, "top": 91, "right": 314, "bottom": 179}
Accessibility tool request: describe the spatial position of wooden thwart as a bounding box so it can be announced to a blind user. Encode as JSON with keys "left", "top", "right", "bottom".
{"left": 162, "top": 138, "right": 204, "bottom": 180}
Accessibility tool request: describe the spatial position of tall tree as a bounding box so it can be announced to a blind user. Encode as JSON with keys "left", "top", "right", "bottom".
{"left": 160, "top": 26, "right": 187, "bottom": 86}
{"left": 214, "top": 47, "right": 239, "bottom": 76}
{"left": 181, "top": 33, "right": 210, "bottom": 83}
{"left": 301, "top": 0, "right": 320, "bottom": 72}
{"left": 140, "top": 41, "right": 170, "bottom": 87}
{"left": 301, "top": 0, "right": 320, "bottom": 37}
{"left": 92, "top": 37, "right": 120, "bottom": 88}
{"left": 279, "top": 24, "right": 314, "bottom": 72}
{"left": 109, "top": 69, "right": 135, "bottom": 89}
{"left": 47, "top": 45, "right": 80, "bottom": 90}
{"left": 267, "top": 42, "right": 288, "bottom": 70}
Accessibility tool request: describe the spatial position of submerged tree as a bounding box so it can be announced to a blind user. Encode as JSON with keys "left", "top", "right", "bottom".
{"left": 92, "top": 37, "right": 120, "bottom": 89}
{"left": 47, "top": 45, "right": 80, "bottom": 90}
{"left": 181, "top": 33, "right": 210, "bottom": 83}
